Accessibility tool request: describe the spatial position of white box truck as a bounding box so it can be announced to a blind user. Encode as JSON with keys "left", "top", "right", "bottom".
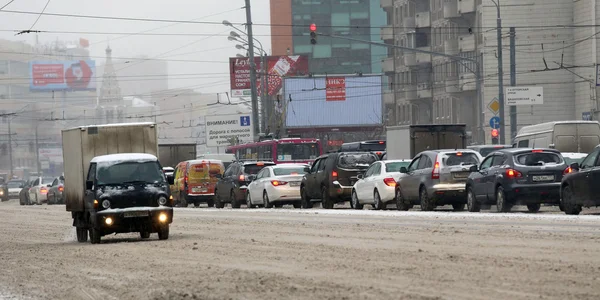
{"left": 386, "top": 124, "right": 467, "bottom": 159}
{"left": 62, "top": 122, "right": 173, "bottom": 244}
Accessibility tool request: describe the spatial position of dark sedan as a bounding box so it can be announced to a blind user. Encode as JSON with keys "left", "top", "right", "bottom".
{"left": 47, "top": 176, "right": 65, "bottom": 205}
{"left": 466, "top": 148, "right": 569, "bottom": 213}
{"left": 560, "top": 146, "right": 600, "bottom": 215}
{"left": 19, "top": 180, "right": 35, "bottom": 205}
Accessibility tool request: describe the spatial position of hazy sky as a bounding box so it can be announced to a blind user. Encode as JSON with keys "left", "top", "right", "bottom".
{"left": 0, "top": 0, "right": 272, "bottom": 95}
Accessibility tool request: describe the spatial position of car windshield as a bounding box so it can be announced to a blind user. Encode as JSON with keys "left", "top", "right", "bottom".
{"left": 385, "top": 161, "right": 411, "bottom": 172}
{"left": 562, "top": 155, "right": 587, "bottom": 165}
{"left": 273, "top": 167, "right": 307, "bottom": 176}
{"left": 96, "top": 161, "right": 165, "bottom": 185}
{"left": 442, "top": 153, "right": 480, "bottom": 166}
{"left": 276, "top": 143, "right": 319, "bottom": 160}
{"left": 42, "top": 178, "right": 54, "bottom": 184}
{"left": 244, "top": 164, "right": 274, "bottom": 175}
{"left": 7, "top": 181, "right": 24, "bottom": 188}
{"left": 516, "top": 152, "right": 563, "bottom": 166}
{"left": 337, "top": 153, "right": 379, "bottom": 169}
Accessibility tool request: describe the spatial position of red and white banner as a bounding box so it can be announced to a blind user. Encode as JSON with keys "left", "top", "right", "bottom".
{"left": 326, "top": 77, "right": 346, "bottom": 101}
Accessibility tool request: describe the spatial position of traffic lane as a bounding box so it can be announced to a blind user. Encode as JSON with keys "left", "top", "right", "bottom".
{"left": 0, "top": 202, "right": 599, "bottom": 300}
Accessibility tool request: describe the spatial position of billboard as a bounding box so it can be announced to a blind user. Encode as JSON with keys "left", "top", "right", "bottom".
{"left": 229, "top": 55, "right": 309, "bottom": 97}
{"left": 284, "top": 75, "right": 383, "bottom": 128}
{"left": 30, "top": 60, "right": 97, "bottom": 91}
{"left": 205, "top": 114, "right": 254, "bottom": 147}
{"left": 38, "top": 148, "right": 63, "bottom": 163}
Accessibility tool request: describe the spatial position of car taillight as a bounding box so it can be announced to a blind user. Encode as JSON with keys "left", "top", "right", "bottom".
{"left": 431, "top": 156, "right": 440, "bottom": 179}
{"left": 239, "top": 174, "right": 245, "bottom": 181}
{"left": 506, "top": 168, "right": 523, "bottom": 178}
{"left": 271, "top": 180, "right": 288, "bottom": 186}
{"left": 383, "top": 177, "right": 396, "bottom": 187}
{"left": 40, "top": 187, "right": 48, "bottom": 194}
{"left": 563, "top": 166, "right": 573, "bottom": 175}
{"left": 332, "top": 171, "right": 338, "bottom": 178}
{"left": 58, "top": 186, "right": 64, "bottom": 192}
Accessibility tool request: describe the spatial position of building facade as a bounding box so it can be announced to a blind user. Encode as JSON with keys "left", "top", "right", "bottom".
{"left": 270, "top": 0, "right": 387, "bottom": 74}
{"left": 382, "top": 0, "right": 600, "bottom": 144}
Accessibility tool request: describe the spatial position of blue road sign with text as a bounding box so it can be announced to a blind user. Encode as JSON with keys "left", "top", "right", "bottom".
{"left": 489, "top": 116, "right": 500, "bottom": 129}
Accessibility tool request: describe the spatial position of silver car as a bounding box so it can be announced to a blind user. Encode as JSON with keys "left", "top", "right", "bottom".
{"left": 395, "top": 149, "right": 483, "bottom": 211}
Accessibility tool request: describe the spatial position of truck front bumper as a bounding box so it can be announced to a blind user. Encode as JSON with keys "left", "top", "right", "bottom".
{"left": 95, "top": 206, "right": 173, "bottom": 234}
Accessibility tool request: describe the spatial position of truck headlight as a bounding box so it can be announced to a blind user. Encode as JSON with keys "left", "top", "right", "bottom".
{"left": 158, "top": 213, "right": 168, "bottom": 223}
{"left": 158, "top": 196, "right": 167, "bottom": 206}
{"left": 102, "top": 200, "right": 111, "bottom": 209}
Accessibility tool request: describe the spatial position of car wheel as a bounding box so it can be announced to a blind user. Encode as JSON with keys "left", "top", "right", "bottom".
{"left": 300, "top": 187, "right": 313, "bottom": 209}
{"left": 207, "top": 200, "right": 215, "bottom": 208}
{"left": 158, "top": 225, "right": 170, "bottom": 240}
{"left": 419, "top": 187, "right": 435, "bottom": 211}
{"left": 193, "top": 201, "right": 200, "bottom": 208}
{"left": 140, "top": 231, "right": 151, "bottom": 239}
{"left": 179, "top": 192, "right": 188, "bottom": 207}
{"left": 562, "top": 186, "right": 581, "bottom": 215}
{"left": 230, "top": 190, "right": 241, "bottom": 209}
{"left": 558, "top": 202, "right": 564, "bottom": 211}
{"left": 89, "top": 228, "right": 101, "bottom": 244}
{"left": 246, "top": 192, "right": 255, "bottom": 208}
{"left": 292, "top": 202, "right": 301, "bottom": 209}
{"left": 526, "top": 203, "right": 541, "bottom": 213}
{"left": 467, "top": 187, "right": 480, "bottom": 212}
{"left": 35, "top": 194, "right": 40, "bottom": 205}
{"left": 496, "top": 186, "right": 511, "bottom": 213}
{"left": 321, "top": 187, "right": 334, "bottom": 209}
{"left": 351, "top": 190, "right": 363, "bottom": 210}
{"left": 263, "top": 191, "right": 273, "bottom": 208}
{"left": 76, "top": 227, "right": 88, "bottom": 243}
{"left": 214, "top": 192, "right": 224, "bottom": 209}
{"left": 373, "top": 190, "right": 384, "bottom": 210}
{"left": 452, "top": 203, "right": 466, "bottom": 211}
{"left": 275, "top": 204, "right": 283, "bottom": 208}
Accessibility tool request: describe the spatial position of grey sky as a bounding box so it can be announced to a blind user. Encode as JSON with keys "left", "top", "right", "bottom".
{"left": 0, "top": 0, "right": 272, "bottom": 94}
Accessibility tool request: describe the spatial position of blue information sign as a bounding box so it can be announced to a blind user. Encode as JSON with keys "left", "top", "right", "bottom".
{"left": 489, "top": 116, "right": 500, "bottom": 129}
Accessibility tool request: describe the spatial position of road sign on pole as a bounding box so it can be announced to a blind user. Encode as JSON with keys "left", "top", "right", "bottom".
{"left": 488, "top": 98, "right": 500, "bottom": 115}
{"left": 506, "top": 87, "right": 544, "bottom": 106}
{"left": 489, "top": 116, "right": 501, "bottom": 129}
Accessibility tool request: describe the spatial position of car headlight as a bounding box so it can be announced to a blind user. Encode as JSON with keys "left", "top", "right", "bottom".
{"left": 102, "top": 199, "right": 111, "bottom": 209}
{"left": 158, "top": 196, "right": 167, "bottom": 206}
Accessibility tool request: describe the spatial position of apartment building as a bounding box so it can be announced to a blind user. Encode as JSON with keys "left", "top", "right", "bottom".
{"left": 382, "top": 0, "right": 600, "bottom": 143}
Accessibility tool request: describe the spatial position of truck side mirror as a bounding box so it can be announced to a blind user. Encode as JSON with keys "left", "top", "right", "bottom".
{"left": 469, "top": 165, "right": 478, "bottom": 172}
{"left": 400, "top": 167, "right": 408, "bottom": 173}
{"left": 86, "top": 180, "right": 93, "bottom": 190}
{"left": 167, "top": 175, "right": 174, "bottom": 185}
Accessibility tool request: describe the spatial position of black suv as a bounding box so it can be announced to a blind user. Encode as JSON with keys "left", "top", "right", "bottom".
{"left": 300, "top": 152, "right": 379, "bottom": 209}
{"left": 466, "top": 148, "right": 568, "bottom": 213}
{"left": 561, "top": 146, "right": 600, "bottom": 215}
{"left": 214, "top": 161, "right": 275, "bottom": 208}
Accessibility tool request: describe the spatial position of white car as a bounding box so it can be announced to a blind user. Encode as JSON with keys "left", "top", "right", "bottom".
{"left": 28, "top": 177, "right": 54, "bottom": 205}
{"left": 246, "top": 164, "right": 309, "bottom": 208}
{"left": 6, "top": 180, "right": 26, "bottom": 200}
{"left": 351, "top": 159, "right": 411, "bottom": 210}
{"left": 561, "top": 152, "right": 588, "bottom": 166}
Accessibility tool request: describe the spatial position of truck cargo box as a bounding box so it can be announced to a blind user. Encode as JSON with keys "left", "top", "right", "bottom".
{"left": 386, "top": 124, "right": 467, "bottom": 159}
{"left": 62, "top": 122, "right": 158, "bottom": 212}
{"left": 158, "top": 144, "right": 197, "bottom": 168}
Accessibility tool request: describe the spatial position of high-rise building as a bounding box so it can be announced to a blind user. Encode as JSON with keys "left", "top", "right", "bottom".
{"left": 270, "top": 0, "right": 387, "bottom": 74}
{"left": 382, "top": 0, "right": 600, "bottom": 144}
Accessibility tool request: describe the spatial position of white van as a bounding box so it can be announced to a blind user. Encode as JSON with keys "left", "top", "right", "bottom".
{"left": 513, "top": 121, "right": 600, "bottom": 153}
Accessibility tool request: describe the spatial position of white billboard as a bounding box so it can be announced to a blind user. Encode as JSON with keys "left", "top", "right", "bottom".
{"left": 38, "top": 148, "right": 63, "bottom": 163}
{"left": 205, "top": 114, "right": 254, "bottom": 147}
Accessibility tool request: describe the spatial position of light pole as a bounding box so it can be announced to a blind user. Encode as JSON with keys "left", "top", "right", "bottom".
{"left": 491, "top": 0, "right": 505, "bottom": 144}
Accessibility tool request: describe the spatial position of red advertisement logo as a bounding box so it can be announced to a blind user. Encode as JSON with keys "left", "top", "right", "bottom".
{"left": 326, "top": 77, "right": 346, "bottom": 101}
{"left": 229, "top": 55, "right": 309, "bottom": 96}
{"left": 65, "top": 61, "right": 93, "bottom": 90}
{"left": 32, "top": 64, "right": 64, "bottom": 86}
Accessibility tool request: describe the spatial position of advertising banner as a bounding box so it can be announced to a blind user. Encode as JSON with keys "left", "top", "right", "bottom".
{"left": 326, "top": 77, "right": 346, "bottom": 101}
{"left": 205, "top": 114, "right": 254, "bottom": 147}
{"left": 30, "top": 60, "right": 97, "bottom": 91}
{"left": 229, "top": 55, "right": 308, "bottom": 97}
{"left": 38, "top": 148, "right": 63, "bottom": 163}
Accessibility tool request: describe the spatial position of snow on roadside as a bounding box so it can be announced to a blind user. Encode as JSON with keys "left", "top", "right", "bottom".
{"left": 175, "top": 207, "right": 600, "bottom": 223}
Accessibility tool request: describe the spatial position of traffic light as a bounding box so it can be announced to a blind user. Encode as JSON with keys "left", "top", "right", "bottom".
{"left": 491, "top": 129, "right": 499, "bottom": 145}
{"left": 310, "top": 23, "right": 317, "bottom": 45}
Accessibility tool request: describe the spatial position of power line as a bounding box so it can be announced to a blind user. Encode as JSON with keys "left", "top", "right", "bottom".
{"left": 28, "top": 0, "right": 51, "bottom": 31}
{"left": 0, "top": 0, "right": 16, "bottom": 11}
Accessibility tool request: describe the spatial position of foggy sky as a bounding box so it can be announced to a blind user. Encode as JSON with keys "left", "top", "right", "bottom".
{"left": 0, "top": 0, "right": 272, "bottom": 94}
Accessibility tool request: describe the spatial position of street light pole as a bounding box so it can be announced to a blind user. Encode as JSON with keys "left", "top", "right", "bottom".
{"left": 244, "top": 0, "right": 260, "bottom": 139}
{"left": 492, "top": 0, "right": 505, "bottom": 144}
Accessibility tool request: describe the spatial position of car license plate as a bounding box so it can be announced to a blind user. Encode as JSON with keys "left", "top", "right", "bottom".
{"left": 289, "top": 182, "right": 300, "bottom": 187}
{"left": 532, "top": 175, "right": 554, "bottom": 182}
{"left": 453, "top": 172, "right": 469, "bottom": 179}
{"left": 124, "top": 211, "right": 149, "bottom": 218}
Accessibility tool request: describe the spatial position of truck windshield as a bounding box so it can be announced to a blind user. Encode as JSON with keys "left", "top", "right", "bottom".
{"left": 96, "top": 161, "right": 165, "bottom": 185}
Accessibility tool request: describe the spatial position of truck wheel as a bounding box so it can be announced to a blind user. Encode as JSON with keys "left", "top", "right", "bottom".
{"left": 351, "top": 190, "right": 363, "bottom": 210}
{"left": 214, "top": 193, "right": 224, "bottom": 209}
{"left": 158, "top": 225, "right": 169, "bottom": 240}
{"left": 263, "top": 191, "right": 273, "bottom": 208}
{"left": 562, "top": 186, "right": 581, "bottom": 215}
{"left": 140, "top": 231, "right": 150, "bottom": 239}
{"left": 419, "top": 187, "right": 435, "bottom": 211}
{"left": 527, "top": 203, "right": 541, "bottom": 213}
{"left": 300, "top": 187, "right": 313, "bottom": 209}
{"left": 76, "top": 227, "right": 88, "bottom": 243}
{"left": 89, "top": 228, "right": 101, "bottom": 244}
{"left": 231, "top": 190, "right": 241, "bottom": 209}
{"left": 179, "top": 192, "right": 188, "bottom": 207}
{"left": 321, "top": 187, "right": 334, "bottom": 209}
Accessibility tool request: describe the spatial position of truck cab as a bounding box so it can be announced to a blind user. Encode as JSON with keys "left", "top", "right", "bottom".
{"left": 75, "top": 153, "right": 175, "bottom": 244}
